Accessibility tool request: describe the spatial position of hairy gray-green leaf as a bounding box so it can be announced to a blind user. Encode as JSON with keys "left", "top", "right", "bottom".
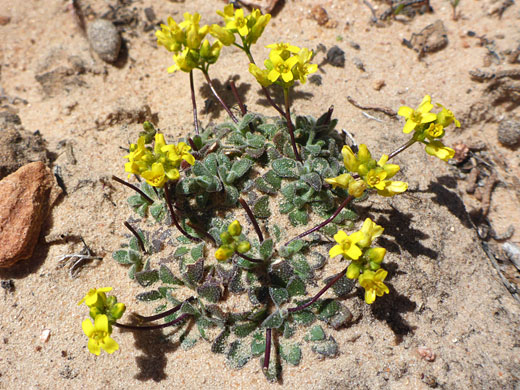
{"left": 211, "top": 328, "right": 230, "bottom": 354}
{"left": 291, "top": 310, "right": 315, "bottom": 325}
{"left": 136, "top": 290, "right": 162, "bottom": 301}
{"left": 251, "top": 331, "right": 266, "bottom": 356}
{"left": 280, "top": 342, "right": 302, "bottom": 366}
{"left": 311, "top": 336, "right": 338, "bottom": 357}
{"left": 287, "top": 276, "right": 306, "bottom": 296}
{"left": 113, "top": 250, "right": 131, "bottom": 265}
{"left": 159, "top": 264, "right": 183, "bottom": 285}
{"left": 259, "top": 238, "right": 274, "bottom": 260}
{"left": 261, "top": 310, "right": 284, "bottom": 329}
{"left": 228, "top": 158, "right": 253, "bottom": 183}
{"left": 227, "top": 340, "right": 251, "bottom": 369}
{"left": 252, "top": 195, "right": 271, "bottom": 218}
{"left": 289, "top": 209, "right": 309, "bottom": 226}
{"left": 191, "top": 243, "right": 205, "bottom": 262}
{"left": 269, "top": 287, "right": 289, "bottom": 306}
{"left": 232, "top": 321, "right": 258, "bottom": 338}
{"left": 305, "top": 325, "right": 326, "bottom": 341}
{"left": 317, "top": 299, "right": 340, "bottom": 319}
{"left": 135, "top": 269, "right": 159, "bottom": 287}
{"left": 272, "top": 158, "right": 300, "bottom": 178}
{"left": 197, "top": 282, "right": 222, "bottom": 303}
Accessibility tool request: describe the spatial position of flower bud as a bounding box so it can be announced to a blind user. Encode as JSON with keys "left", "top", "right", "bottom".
{"left": 210, "top": 24, "right": 235, "bottom": 46}
{"left": 110, "top": 303, "right": 126, "bottom": 320}
{"left": 89, "top": 306, "right": 103, "bottom": 320}
{"left": 228, "top": 220, "right": 242, "bottom": 237}
{"left": 236, "top": 241, "right": 251, "bottom": 254}
{"left": 220, "top": 231, "right": 233, "bottom": 245}
{"left": 346, "top": 262, "right": 361, "bottom": 279}
{"left": 215, "top": 246, "right": 234, "bottom": 261}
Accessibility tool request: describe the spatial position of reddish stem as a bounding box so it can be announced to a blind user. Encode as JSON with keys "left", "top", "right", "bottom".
{"left": 238, "top": 198, "right": 264, "bottom": 243}
{"left": 263, "top": 328, "right": 272, "bottom": 372}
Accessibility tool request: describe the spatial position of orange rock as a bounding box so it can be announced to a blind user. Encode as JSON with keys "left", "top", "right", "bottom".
{"left": 0, "top": 162, "right": 61, "bottom": 267}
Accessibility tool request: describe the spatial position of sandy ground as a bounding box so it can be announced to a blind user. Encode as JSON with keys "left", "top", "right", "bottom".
{"left": 1, "top": 0, "right": 519, "bottom": 389}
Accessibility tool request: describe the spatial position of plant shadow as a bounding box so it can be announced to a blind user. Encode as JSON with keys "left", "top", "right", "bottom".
{"left": 199, "top": 75, "right": 252, "bottom": 120}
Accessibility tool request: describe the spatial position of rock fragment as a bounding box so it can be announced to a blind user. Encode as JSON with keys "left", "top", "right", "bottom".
{"left": 0, "top": 162, "right": 61, "bottom": 268}
{"left": 497, "top": 120, "right": 520, "bottom": 148}
{"left": 326, "top": 46, "right": 345, "bottom": 68}
{"left": 87, "top": 19, "right": 121, "bottom": 63}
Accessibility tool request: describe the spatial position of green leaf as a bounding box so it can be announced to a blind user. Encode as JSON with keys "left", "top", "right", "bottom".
{"left": 127, "top": 194, "right": 145, "bottom": 207}
{"left": 196, "top": 175, "right": 222, "bottom": 192}
{"left": 113, "top": 250, "right": 131, "bottom": 265}
{"left": 150, "top": 203, "right": 166, "bottom": 222}
{"left": 248, "top": 286, "right": 269, "bottom": 305}
{"left": 197, "top": 282, "right": 222, "bottom": 303}
{"left": 317, "top": 299, "right": 340, "bottom": 319}
{"left": 268, "top": 260, "right": 294, "bottom": 287}
{"left": 184, "top": 258, "right": 204, "bottom": 285}
{"left": 259, "top": 238, "right": 274, "bottom": 260}
{"left": 330, "top": 275, "right": 355, "bottom": 297}
{"left": 310, "top": 157, "right": 330, "bottom": 175}
{"left": 135, "top": 203, "right": 148, "bottom": 217}
{"left": 191, "top": 243, "right": 205, "bottom": 262}
{"left": 238, "top": 113, "right": 259, "bottom": 132}
{"left": 203, "top": 153, "right": 218, "bottom": 175}
{"left": 140, "top": 182, "right": 156, "bottom": 200}
{"left": 216, "top": 152, "right": 231, "bottom": 171}
{"left": 196, "top": 316, "right": 212, "bottom": 340}
{"left": 180, "top": 301, "right": 200, "bottom": 316}
{"left": 229, "top": 267, "right": 245, "bottom": 294}
{"left": 305, "top": 325, "right": 326, "bottom": 341}
{"left": 289, "top": 209, "right": 309, "bottom": 226}
{"left": 301, "top": 172, "right": 322, "bottom": 191}
{"left": 280, "top": 342, "right": 302, "bottom": 366}
{"left": 251, "top": 331, "right": 266, "bottom": 356}
{"left": 290, "top": 253, "right": 313, "bottom": 280}
{"left": 224, "top": 185, "right": 239, "bottom": 206}
{"left": 269, "top": 287, "right": 289, "bottom": 306}
{"left": 232, "top": 322, "right": 258, "bottom": 338}
{"left": 272, "top": 158, "right": 300, "bottom": 178}
{"left": 291, "top": 310, "right": 315, "bottom": 325}
{"left": 135, "top": 269, "right": 159, "bottom": 287}
{"left": 128, "top": 249, "right": 142, "bottom": 265}
{"left": 283, "top": 322, "right": 295, "bottom": 339}
{"left": 245, "top": 133, "right": 266, "bottom": 149}
{"left": 212, "top": 328, "right": 230, "bottom": 354}
{"left": 287, "top": 276, "right": 306, "bottom": 296}
{"left": 174, "top": 246, "right": 189, "bottom": 258}
{"left": 228, "top": 131, "right": 247, "bottom": 146}
{"left": 227, "top": 340, "right": 251, "bottom": 369}
{"left": 280, "top": 239, "right": 305, "bottom": 258}
{"left": 157, "top": 286, "right": 175, "bottom": 299}
{"left": 136, "top": 290, "right": 162, "bottom": 301}
{"left": 255, "top": 177, "right": 277, "bottom": 194}
{"left": 261, "top": 310, "right": 284, "bottom": 329}
{"left": 311, "top": 336, "right": 338, "bottom": 357}
{"left": 176, "top": 177, "right": 201, "bottom": 195}
{"left": 193, "top": 160, "right": 211, "bottom": 177}
{"left": 252, "top": 195, "right": 271, "bottom": 218}
{"left": 228, "top": 158, "right": 253, "bottom": 182}
{"left": 159, "top": 264, "right": 182, "bottom": 285}
{"left": 325, "top": 304, "right": 353, "bottom": 329}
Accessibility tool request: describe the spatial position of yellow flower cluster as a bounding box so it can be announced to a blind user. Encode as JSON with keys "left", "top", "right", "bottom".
{"left": 325, "top": 144, "right": 408, "bottom": 198}
{"left": 124, "top": 133, "right": 195, "bottom": 188}
{"left": 249, "top": 43, "right": 318, "bottom": 87}
{"left": 156, "top": 12, "right": 221, "bottom": 73}
{"left": 78, "top": 287, "right": 126, "bottom": 355}
{"left": 329, "top": 219, "right": 389, "bottom": 304}
{"left": 213, "top": 4, "right": 271, "bottom": 46}
{"left": 215, "top": 220, "right": 251, "bottom": 261}
{"left": 398, "top": 95, "right": 460, "bottom": 161}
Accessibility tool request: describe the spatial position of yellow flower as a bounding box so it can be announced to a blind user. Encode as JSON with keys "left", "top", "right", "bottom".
{"left": 424, "top": 140, "right": 455, "bottom": 161}
{"left": 200, "top": 39, "right": 223, "bottom": 64}
{"left": 141, "top": 162, "right": 167, "bottom": 188}
{"left": 78, "top": 287, "right": 112, "bottom": 307}
{"left": 329, "top": 230, "right": 364, "bottom": 260}
{"left": 266, "top": 42, "right": 300, "bottom": 57}
{"left": 168, "top": 48, "right": 198, "bottom": 73}
{"left": 225, "top": 8, "right": 249, "bottom": 36}
{"left": 156, "top": 17, "right": 184, "bottom": 52}
{"left": 267, "top": 51, "right": 299, "bottom": 83}
{"left": 82, "top": 315, "right": 119, "bottom": 355}
{"left": 210, "top": 24, "right": 235, "bottom": 46}
{"left": 398, "top": 95, "right": 437, "bottom": 134}
{"left": 217, "top": 4, "right": 235, "bottom": 20}
{"left": 162, "top": 142, "right": 195, "bottom": 167}
{"left": 124, "top": 136, "right": 150, "bottom": 177}
{"left": 375, "top": 179, "right": 409, "bottom": 197}
{"left": 358, "top": 218, "right": 384, "bottom": 248}
{"left": 248, "top": 11, "right": 271, "bottom": 44}
{"left": 425, "top": 123, "right": 445, "bottom": 140}
{"left": 366, "top": 247, "right": 386, "bottom": 270}
{"left": 293, "top": 48, "right": 318, "bottom": 84}
{"left": 346, "top": 262, "right": 362, "bottom": 279}
{"left": 436, "top": 103, "right": 460, "bottom": 128}
{"left": 358, "top": 269, "right": 389, "bottom": 304}
{"left": 324, "top": 173, "right": 353, "bottom": 189}
{"left": 249, "top": 63, "right": 272, "bottom": 87}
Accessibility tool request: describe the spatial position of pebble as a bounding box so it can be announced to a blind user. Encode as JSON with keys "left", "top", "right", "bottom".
{"left": 417, "top": 346, "right": 436, "bottom": 362}
{"left": 497, "top": 120, "right": 520, "bottom": 148}
{"left": 40, "top": 329, "right": 51, "bottom": 343}
{"left": 352, "top": 57, "right": 365, "bottom": 71}
{"left": 326, "top": 45, "right": 345, "bottom": 67}
{"left": 0, "top": 162, "right": 61, "bottom": 268}
{"left": 87, "top": 19, "right": 121, "bottom": 63}
{"left": 502, "top": 242, "right": 520, "bottom": 271}
{"left": 373, "top": 79, "right": 386, "bottom": 91}
{"left": 0, "top": 15, "right": 10, "bottom": 25}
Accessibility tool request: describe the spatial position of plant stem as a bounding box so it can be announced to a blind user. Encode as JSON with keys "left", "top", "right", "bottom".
{"left": 123, "top": 221, "right": 146, "bottom": 253}
{"left": 263, "top": 328, "right": 272, "bottom": 372}
{"left": 187, "top": 137, "right": 199, "bottom": 152}
{"left": 112, "top": 175, "right": 153, "bottom": 204}
{"left": 238, "top": 198, "right": 264, "bottom": 243}
{"left": 283, "top": 87, "right": 302, "bottom": 163}
{"left": 284, "top": 195, "right": 354, "bottom": 246}
{"left": 114, "top": 313, "right": 191, "bottom": 330}
{"left": 235, "top": 251, "right": 263, "bottom": 264}
{"left": 163, "top": 183, "right": 201, "bottom": 242}
{"left": 189, "top": 71, "right": 199, "bottom": 135}
{"left": 230, "top": 80, "right": 247, "bottom": 116}
{"left": 387, "top": 138, "right": 416, "bottom": 160}
{"left": 243, "top": 47, "right": 285, "bottom": 116}
{"left": 288, "top": 266, "right": 348, "bottom": 313}
{"left": 202, "top": 70, "right": 238, "bottom": 124}
{"left": 132, "top": 298, "right": 194, "bottom": 323}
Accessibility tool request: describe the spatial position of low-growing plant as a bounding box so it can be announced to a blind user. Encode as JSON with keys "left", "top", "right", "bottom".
{"left": 79, "top": 4, "right": 460, "bottom": 381}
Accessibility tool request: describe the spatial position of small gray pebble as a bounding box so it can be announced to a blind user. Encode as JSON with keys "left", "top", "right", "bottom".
{"left": 87, "top": 19, "right": 121, "bottom": 63}
{"left": 497, "top": 120, "right": 520, "bottom": 148}
{"left": 352, "top": 57, "right": 365, "bottom": 71}
{"left": 144, "top": 7, "right": 156, "bottom": 23}
{"left": 349, "top": 41, "right": 360, "bottom": 50}
{"left": 326, "top": 45, "right": 345, "bottom": 67}
{"left": 502, "top": 242, "right": 520, "bottom": 271}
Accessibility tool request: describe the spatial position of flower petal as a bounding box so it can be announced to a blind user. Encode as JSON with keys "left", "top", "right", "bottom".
{"left": 88, "top": 338, "right": 101, "bottom": 355}
{"left": 101, "top": 336, "right": 119, "bottom": 354}
{"left": 329, "top": 245, "right": 344, "bottom": 259}
{"left": 397, "top": 106, "right": 413, "bottom": 118}
{"left": 82, "top": 319, "right": 95, "bottom": 337}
